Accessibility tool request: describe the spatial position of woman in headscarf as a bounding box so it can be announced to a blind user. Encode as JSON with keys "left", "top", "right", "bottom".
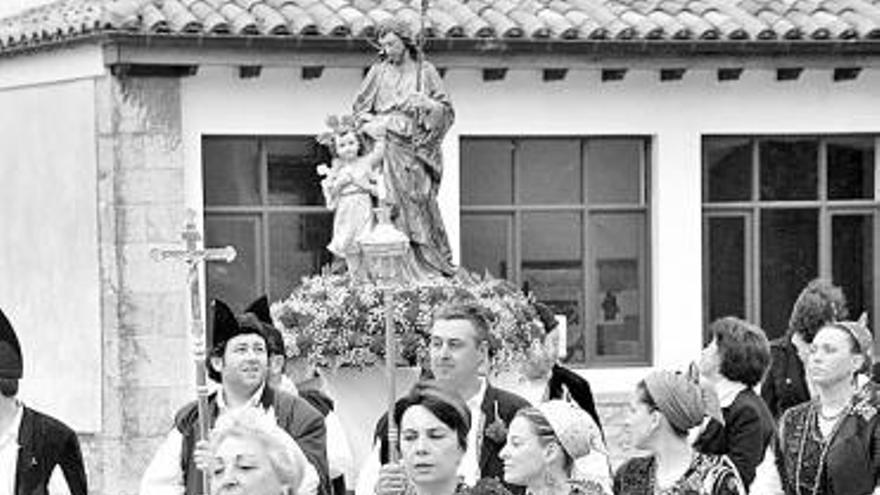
{"left": 752, "top": 318, "right": 880, "bottom": 494}
{"left": 500, "top": 400, "right": 611, "bottom": 495}
{"left": 614, "top": 370, "right": 746, "bottom": 495}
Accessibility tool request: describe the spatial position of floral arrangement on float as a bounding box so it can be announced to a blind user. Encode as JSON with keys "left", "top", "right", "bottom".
{"left": 270, "top": 270, "right": 543, "bottom": 371}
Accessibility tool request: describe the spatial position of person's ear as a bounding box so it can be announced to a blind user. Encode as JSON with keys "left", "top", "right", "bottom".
{"left": 478, "top": 340, "right": 490, "bottom": 361}
{"left": 853, "top": 353, "right": 867, "bottom": 374}
{"left": 649, "top": 410, "right": 664, "bottom": 434}
{"left": 210, "top": 356, "right": 224, "bottom": 375}
{"left": 543, "top": 441, "right": 563, "bottom": 465}
{"left": 269, "top": 355, "right": 285, "bottom": 375}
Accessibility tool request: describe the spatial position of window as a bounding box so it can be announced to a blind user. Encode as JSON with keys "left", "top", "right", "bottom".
{"left": 460, "top": 137, "right": 652, "bottom": 366}
{"left": 702, "top": 136, "right": 879, "bottom": 341}
{"left": 203, "top": 136, "right": 332, "bottom": 310}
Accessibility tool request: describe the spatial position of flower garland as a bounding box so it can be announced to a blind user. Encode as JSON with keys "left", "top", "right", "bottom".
{"left": 271, "top": 270, "right": 543, "bottom": 371}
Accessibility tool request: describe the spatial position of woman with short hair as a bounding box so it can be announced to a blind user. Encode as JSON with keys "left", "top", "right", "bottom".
{"left": 210, "top": 407, "right": 308, "bottom": 495}
{"left": 374, "top": 380, "right": 480, "bottom": 495}
{"left": 614, "top": 370, "right": 746, "bottom": 495}
{"left": 695, "top": 316, "right": 776, "bottom": 489}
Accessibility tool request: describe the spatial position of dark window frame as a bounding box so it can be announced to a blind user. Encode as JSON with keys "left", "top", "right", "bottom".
{"left": 460, "top": 135, "right": 653, "bottom": 367}
{"left": 203, "top": 134, "right": 332, "bottom": 307}
{"left": 702, "top": 134, "right": 880, "bottom": 341}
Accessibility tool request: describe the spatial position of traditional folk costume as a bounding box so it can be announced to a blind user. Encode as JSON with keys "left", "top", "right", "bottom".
{"left": 534, "top": 401, "right": 612, "bottom": 495}
{"left": 356, "top": 380, "right": 530, "bottom": 495}
{"left": 770, "top": 384, "right": 880, "bottom": 495}
{"left": 0, "top": 308, "right": 87, "bottom": 495}
{"left": 613, "top": 453, "right": 745, "bottom": 495}
{"left": 614, "top": 371, "right": 746, "bottom": 495}
{"left": 139, "top": 299, "right": 329, "bottom": 495}
{"left": 760, "top": 337, "right": 811, "bottom": 420}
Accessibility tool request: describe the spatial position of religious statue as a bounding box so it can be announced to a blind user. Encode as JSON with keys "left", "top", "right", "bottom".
{"left": 351, "top": 18, "right": 456, "bottom": 278}
{"left": 317, "top": 114, "right": 386, "bottom": 275}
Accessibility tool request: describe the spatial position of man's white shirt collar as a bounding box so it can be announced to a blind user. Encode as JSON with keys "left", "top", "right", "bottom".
{"left": 466, "top": 378, "right": 488, "bottom": 410}
{"left": 458, "top": 378, "right": 488, "bottom": 486}
{"left": 0, "top": 401, "right": 24, "bottom": 495}
{"left": 217, "top": 383, "right": 266, "bottom": 415}
{"left": 715, "top": 377, "right": 747, "bottom": 408}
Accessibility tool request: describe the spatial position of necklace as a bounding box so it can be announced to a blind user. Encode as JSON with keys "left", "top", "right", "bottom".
{"left": 794, "top": 402, "right": 850, "bottom": 495}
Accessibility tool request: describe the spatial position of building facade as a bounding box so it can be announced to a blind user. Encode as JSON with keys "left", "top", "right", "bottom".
{"left": 1, "top": 0, "right": 879, "bottom": 491}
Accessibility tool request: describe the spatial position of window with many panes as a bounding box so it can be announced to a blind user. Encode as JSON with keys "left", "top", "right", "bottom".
{"left": 702, "top": 136, "right": 879, "bottom": 341}
{"left": 460, "top": 137, "right": 652, "bottom": 366}
{"left": 203, "top": 136, "right": 332, "bottom": 310}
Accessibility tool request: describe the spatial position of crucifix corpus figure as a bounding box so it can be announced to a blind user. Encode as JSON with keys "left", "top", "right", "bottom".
{"left": 148, "top": 209, "right": 236, "bottom": 495}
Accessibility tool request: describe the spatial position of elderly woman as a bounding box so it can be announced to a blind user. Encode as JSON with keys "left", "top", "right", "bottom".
{"left": 761, "top": 279, "right": 848, "bottom": 419}
{"left": 210, "top": 407, "right": 308, "bottom": 495}
{"left": 500, "top": 400, "right": 611, "bottom": 495}
{"left": 614, "top": 370, "right": 746, "bottom": 495}
{"left": 374, "top": 380, "right": 473, "bottom": 495}
{"left": 695, "top": 316, "right": 776, "bottom": 488}
{"left": 752, "top": 319, "right": 880, "bottom": 494}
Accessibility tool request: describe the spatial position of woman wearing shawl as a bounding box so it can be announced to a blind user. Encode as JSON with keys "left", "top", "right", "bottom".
{"left": 500, "top": 400, "right": 611, "bottom": 495}
{"left": 752, "top": 317, "right": 880, "bottom": 495}
{"left": 613, "top": 370, "right": 746, "bottom": 495}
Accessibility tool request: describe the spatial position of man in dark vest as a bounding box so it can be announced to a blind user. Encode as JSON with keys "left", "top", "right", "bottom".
{"left": 358, "top": 301, "right": 530, "bottom": 495}
{"left": 0, "top": 307, "right": 87, "bottom": 495}
{"left": 140, "top": 298, "right": 329, "bottom": 495}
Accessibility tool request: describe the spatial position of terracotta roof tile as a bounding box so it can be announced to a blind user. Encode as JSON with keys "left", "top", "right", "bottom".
{"left": 2, "top": 0, "right": 880, "bottom": 54}
{"left": 675, "top": 9, "right": 718, "bottom": 37}
{"left": 537, "top": 8, "right": 578, "bottom": 38}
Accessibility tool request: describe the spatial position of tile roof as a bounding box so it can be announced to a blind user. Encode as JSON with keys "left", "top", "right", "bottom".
{"left": 2, "top": 0, "right": 880, "bottom": 53}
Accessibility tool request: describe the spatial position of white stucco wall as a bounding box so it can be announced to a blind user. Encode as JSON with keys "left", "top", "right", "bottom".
{"left": 0, "top": 74, "right": 102, "bottom": 432}
{"left": 182, "top": 63, "right": 880, "bottom": 393}
{"left": 181, "top": 61, "right": 880, "bottom": 477}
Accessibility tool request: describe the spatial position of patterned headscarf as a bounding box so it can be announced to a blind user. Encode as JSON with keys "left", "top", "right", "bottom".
{"left": 536, "top": 400, "right": 603, "bottom": 459}
{"left": 827, "top": 316, "right": 873, "bottom": 374}
{"left": 643, "top": 370, "right": 706, "bottom": 432}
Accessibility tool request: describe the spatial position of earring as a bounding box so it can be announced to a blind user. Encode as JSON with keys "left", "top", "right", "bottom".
{"left": 543, "top": 469, "right": 557, "bottom": 487}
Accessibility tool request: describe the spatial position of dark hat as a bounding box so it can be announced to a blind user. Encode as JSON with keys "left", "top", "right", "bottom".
{"left": 209, "top": 299, "right": 273, "bottom": 353}
{"left": 244, "top": 295, "right": 271, "bottom": 325}
{"left": 207, "top": 299, "right": 271, "bottom": 382}
{"left": 0, "top": 308, "right": 23, "bottom": 379}
{"left": 244, "top": 296, "right": 285, "bottom": 357}
{"left": 533, "top": 302, "right": 559, "bottom": 334}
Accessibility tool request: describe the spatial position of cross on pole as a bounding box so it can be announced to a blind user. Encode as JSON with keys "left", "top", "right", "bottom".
{"left": 151, "top": 208, "right": 236, "bottom": 495}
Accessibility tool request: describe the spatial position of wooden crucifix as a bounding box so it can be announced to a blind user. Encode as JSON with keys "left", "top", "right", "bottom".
{"left": 151, "top": 209, "right": 236, "bottom": 495}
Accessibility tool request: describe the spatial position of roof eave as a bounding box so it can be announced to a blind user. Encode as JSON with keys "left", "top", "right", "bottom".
{"left": 4, "top": 30, "right": 880, "bottom": 68}
{"left": 102, "top": 32, "right": 880, "bottom": 68}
